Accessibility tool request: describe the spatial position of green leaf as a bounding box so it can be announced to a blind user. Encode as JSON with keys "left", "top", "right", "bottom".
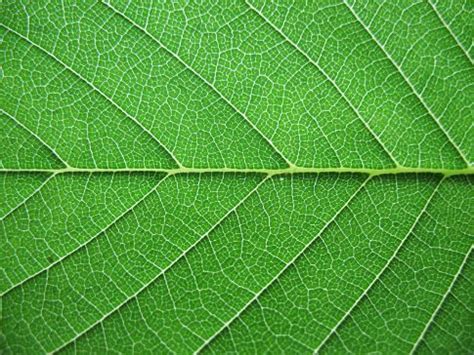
{"left": 0, "top": 1, "right": 472, "bottom": 354}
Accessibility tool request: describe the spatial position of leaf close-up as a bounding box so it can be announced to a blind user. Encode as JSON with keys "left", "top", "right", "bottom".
{"left": 1, "top": 0, "right": 473, "bottom": 354}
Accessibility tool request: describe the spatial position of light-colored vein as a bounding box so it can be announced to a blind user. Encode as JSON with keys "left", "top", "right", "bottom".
{"left": 1, "top": 166, "right": 473, "bottom": 176}
{"left": 0, "top": 25, "right": 183, "bottom": 169}
{"left": 195, "top": 175, "right": 372, "bottom": 354}
{"left": 50, "top": 175, "right": 270, "bottom": 354}
{"left": 410, "top": 245, "right": 473, "bottom": 354}
{"left": 245, "top": 0, "right": 400, "bottom": 168}
{"left": 0, "top": 173, "right": 170, "bottom": 297}
{"left": 341, "top": 0, "right": 471, "bottom": 167}
{"left": 1, "top": 3, "right": 472, "bottom": 353}
{"left": 1, "top": 108, "right": 69, "bottom": 168}
{"left": 0, "top": 172, "right": 56, "bottom": 221}
{"left": 101, "top": 1, "right": 295, "bottom": 169}
{"left": 427, "top": 0, "right": 473, "bottom": 65}
{"left": 314, "top": 176, "right": 444, "bottom": 354}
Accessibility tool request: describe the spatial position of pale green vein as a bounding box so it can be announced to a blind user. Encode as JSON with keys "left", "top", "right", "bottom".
{"left": 0, "top": 3, "right": 472, "bottom": 353}
{"left": 245, "top": 0, "right": 400, "bottom": 168}
{"left": 410, "top": 245, "right": 473, "bottom": 354}
{"left": 101, "top": 1, "right": 295, "bottom": 168}
{"left": 196, "top": 175, "right": 372, "bottom": 354}
{"left": 1, "top": 166, "right": 473, "bottom": 176}
{"left": 1, "top": 108, "right": 69, "bottom": 168}
{"left": 0, "top": 172, "right": 56, "bottom": 221}
{"left": 314, "top": 176, "right": 445, "bottom": 353}
{"left": 341, "top": 0, "right": 471, "bottom": 167}
{"left": 427, "top": 0, "right": 473, "bottom": 65}
{"left": 0, "top": 24, "right": 183, "bottom": 169}
{"left": 50, "top": 175, "right": 270, "bottom": 354}
{"left": 0, "top": 174, "right": 170, "bottom": 297}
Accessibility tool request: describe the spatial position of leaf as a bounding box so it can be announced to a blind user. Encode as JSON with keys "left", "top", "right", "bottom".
{"left": 0, "top": 0, "right": 473, "bottom": 354}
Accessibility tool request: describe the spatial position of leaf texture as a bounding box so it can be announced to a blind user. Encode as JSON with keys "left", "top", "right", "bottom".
{"left": 0, "top": 1, "right": 473, "bottom": 354}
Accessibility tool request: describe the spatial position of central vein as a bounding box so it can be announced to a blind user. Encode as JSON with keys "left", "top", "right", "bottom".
{"left": 1, "top": 166, "right": 473, "bottom": 176}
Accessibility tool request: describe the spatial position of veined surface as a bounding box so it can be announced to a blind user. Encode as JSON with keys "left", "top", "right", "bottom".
{"left": 1, "top": 0, "right": 473, "bottom": 354}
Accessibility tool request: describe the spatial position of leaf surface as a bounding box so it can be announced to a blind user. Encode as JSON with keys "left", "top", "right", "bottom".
{"left": 0, "top": 1, "right": 473, "bottom": 354}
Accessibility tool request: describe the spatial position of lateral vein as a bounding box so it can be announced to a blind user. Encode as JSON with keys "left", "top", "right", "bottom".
{"left": 0, "top": 24, "right": 183, "bottom": 169}
{"left": 1, "top": 109, "right": 69, "bottom": 168}
{"left": 101, "top": 1, "right": 295, "bottom": 168}
{"left": 314, "top": 177, "right": 444, "bottom": 353}
{"left": 341, "top": 0, "right": 471, "bottom": 167}
{"left": 245, "top": 0, "right": 400, "bottom": 168}
{"left": 0, "top": 172, "right": 57, "bottom": 221}
{"left": 0, "top": 174, "right": 170, "bottom": 297}
{"left": 426, "top": 0, "right": 473, "bottom": 65}
{"left": 410, "top": 245, "right": 473, "bottom": 354}
{"left": 195, "top": 175, "right": 372, "bottom": 354}
{"left": 49, "top": 175, "right": 270, "bottom": 354}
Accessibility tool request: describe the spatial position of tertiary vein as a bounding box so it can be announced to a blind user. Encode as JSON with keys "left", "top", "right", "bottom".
{"left": 410, "top": 245, "right": 473, "bottom": 354}
{"left": 195, "top": 175, "right": 372, "bottom": 353}
{"left": 100, "top": 1, "right": 295, "bottom": 168}
{"left": 245, "top": 0, "right": 400, "bottom": 167}
{"left": 341, "top": 0, "right": 471, "bottom": 166}
{"left": 0, "top": 24, "right": 183, "bottom": 169}
{"left": 313, "top": 177, "right": 444, "bottom": 353}
{"left": 49, "top": 176, "right": 270, "bottom": 354}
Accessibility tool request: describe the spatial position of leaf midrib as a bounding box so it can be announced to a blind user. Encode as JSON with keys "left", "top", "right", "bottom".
{"left": 2, "top": 166, "right": 473, "bottom": 176}
{"left": 2, "top": 1, "right": 472, "bottom": 353}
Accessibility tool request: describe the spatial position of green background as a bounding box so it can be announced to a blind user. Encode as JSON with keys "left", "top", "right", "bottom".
{"left": 1, "top": 0, "right": 473, "bottom": 353}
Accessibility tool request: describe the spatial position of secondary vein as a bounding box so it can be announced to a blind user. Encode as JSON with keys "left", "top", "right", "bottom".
{"left": 245, "top": 0, "right": 401, "bottom": 167}
{"left": 1, "top": 109, "right": 69, "bottom": 168}
{"left": 0, "top": 174, "right": 170, "bottom": 297}
{"left": 427, "top": 0, "right": 473, "bottom": 65}
{"left": 0, "top": 24, "right": 183, "bottom": 169}
{"left": 410, "top": 245, "right": 473, "bottom": 354}
{"left": 0, "top": 172, "right": 57, "bottom": 221}
{"left": 341, "top": 0, "right": 471, "bottom": 167}
{"left": 101, "top": 1, "right": 295, "bottom": 169}
{"left": 49, "top": 175, "right": 270, "bottom": 354}
{"left": 314, "top": 176, "right": 444, "bottom": 353}
{"left": 195, "top": 175, "right": 372, "bottom": 353}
